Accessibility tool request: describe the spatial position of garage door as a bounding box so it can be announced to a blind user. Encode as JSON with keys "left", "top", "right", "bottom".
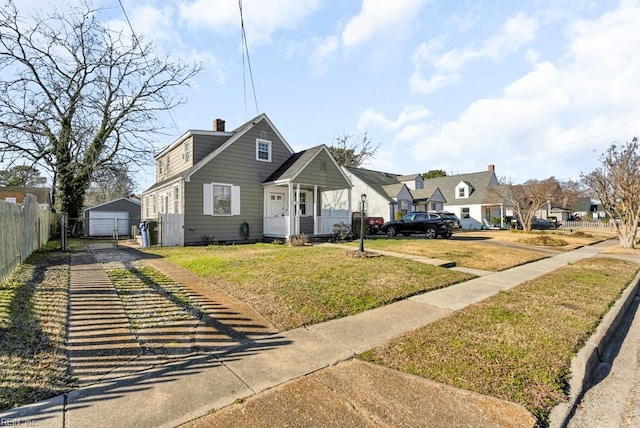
{"left": 88, "top": 211, "right": 130, "bottom": 236}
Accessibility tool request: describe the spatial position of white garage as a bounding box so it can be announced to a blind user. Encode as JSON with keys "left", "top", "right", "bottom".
{"left": 83, "top": 197, "right": 141, "bottom": 237}
{"left": 88, "top": 211, "right": 130, "bottom": 236}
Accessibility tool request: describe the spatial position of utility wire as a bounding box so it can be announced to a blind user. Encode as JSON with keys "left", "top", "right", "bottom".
{"left": 238, "top": 0, "right": 260, "bottom": 117}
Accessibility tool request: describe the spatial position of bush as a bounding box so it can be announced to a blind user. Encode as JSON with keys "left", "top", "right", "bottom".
{"left": 287, "top": 234, "right": 309, "bottom": 246}
{"left": 332, "top": 222, "right": 350, "bottom": 242}
{"left": 518, "top": 235, "right": 568, "bottom": 246}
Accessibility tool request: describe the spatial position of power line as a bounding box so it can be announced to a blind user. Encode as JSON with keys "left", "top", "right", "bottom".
{"left": 238, "top": 0, "right": 260, "bottom": 118}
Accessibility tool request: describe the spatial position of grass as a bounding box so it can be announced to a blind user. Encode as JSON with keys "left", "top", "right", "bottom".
{"left": 349, "top": 237, "right": 548, "bottom": 271}
{"left": 144, "top": 243, "right": 474, "bottom": 330}
{"left": 0, "top": 241, "right": 73, "bottom": 410}
{"left": 360, "top": 257, "right": 640, "bottom": 424}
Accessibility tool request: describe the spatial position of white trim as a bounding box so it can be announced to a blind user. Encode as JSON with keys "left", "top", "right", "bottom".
{"left": 256, "top": 138, "right": 272, "bottom": 162}
{"left": 185, "top": 114, "right": 295, "bottom": 182}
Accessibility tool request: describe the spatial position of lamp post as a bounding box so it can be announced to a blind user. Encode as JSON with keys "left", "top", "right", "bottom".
{"left": 359, "top": 193, "right": 367, "bottom": 252}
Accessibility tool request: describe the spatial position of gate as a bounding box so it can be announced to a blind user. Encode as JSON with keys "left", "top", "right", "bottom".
{"left": 160, "top": 213, "right": 184, "bottom": 246}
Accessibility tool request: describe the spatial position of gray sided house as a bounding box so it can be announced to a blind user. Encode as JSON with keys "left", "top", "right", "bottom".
{"left": 83, "top": 197, "right": 141, "bottom": 236}
{"left": 141, "top": 114, "right": 352, "bottom": 246}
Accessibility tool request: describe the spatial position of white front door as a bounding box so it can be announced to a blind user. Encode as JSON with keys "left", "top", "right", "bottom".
{"left": 269, "top": 192, "right": 286, "bottom": 217}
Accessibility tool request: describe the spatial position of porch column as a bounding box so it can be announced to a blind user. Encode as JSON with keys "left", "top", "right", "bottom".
{"left": 263, "top": 187, "right": 268, "bottom": 235}
{"left": 500, "top": 204, "right": 505, "bottom": 229}
{"left": 288, "top": 182, "right": 294, "bottom": 238}
{"left": 295, "top": 183, "right": 301, "bottom": 235}
{"left": 347, "top": 187, "right": 352, "bottom": 226}
{"left": 313, "top": 185, "right": 318, "bottom": 235}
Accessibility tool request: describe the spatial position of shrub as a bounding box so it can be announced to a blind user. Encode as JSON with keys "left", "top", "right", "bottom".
{"left": 332, "top": 222, "right": 350, "bottom": 242}
{"left": 287, "top": 234, "right": 309, "bottom": 246}
{"left": 518, "top": 235, "right": 568, "bottom": 246}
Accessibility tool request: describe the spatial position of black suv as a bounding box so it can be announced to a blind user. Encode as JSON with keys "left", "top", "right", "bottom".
{"left": 381, "top": 212, "right": 452, "bottom": 239}
{"left": 430, "top": 211, "right": 461, "bottom": 229}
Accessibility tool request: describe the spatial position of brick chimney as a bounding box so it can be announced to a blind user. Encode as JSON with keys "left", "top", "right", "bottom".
{"left": 213, "top": 118, "right": 225, "bottom": 132}
{"left": 488, "top": 164, "right": 495, "bottom": 171}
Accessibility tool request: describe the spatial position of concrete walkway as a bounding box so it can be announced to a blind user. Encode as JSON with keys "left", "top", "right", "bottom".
{"left": 0, "top": 240, "right": 628, "bottom": 427}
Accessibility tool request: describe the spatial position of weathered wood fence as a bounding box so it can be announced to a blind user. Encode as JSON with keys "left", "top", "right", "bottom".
{"left": 0, "top": 194, "right": 51, "bottom": 284}
{"left": 561, "top": 220, "right": 616, "bottom": 230}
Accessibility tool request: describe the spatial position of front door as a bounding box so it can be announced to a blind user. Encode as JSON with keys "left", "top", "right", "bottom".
{"left": 269, "top": 192, "right": 286, "bottom": 217}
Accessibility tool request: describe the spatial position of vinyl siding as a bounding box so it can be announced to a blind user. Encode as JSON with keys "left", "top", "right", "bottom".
{"left": 192, "top": 134, "right": 231, "bottom": 163}
{"left": 293, "top": 151, "right": 349, "bottom": 189}
{"left": 183, "top": 120, "right": 293, "bottom": 244}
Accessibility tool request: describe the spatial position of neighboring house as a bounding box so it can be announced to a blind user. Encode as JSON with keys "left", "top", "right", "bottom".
{"left": 0, "top": 187, "right": 52, "bottom": 209}
{"left": 83, "top": 197, "right": 141, "bottom": 237}
{"left": 141, "top": 113, "right": 352, "bottom": 246}
{"left": 568, "top": 197, "right": 607, "bottom": 220}
{"left": 421, "top": 165, "right": 501, "bottom": 229}
{"left": 323, "top": 166, "right": 499, "bottom": 228}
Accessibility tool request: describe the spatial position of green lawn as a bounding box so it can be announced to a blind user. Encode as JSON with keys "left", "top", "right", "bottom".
{"left": 144, "top": 243, "right": 474, "bottom": 330}
{"left": 361, "top": 257, "right": 640, "bottom": 424}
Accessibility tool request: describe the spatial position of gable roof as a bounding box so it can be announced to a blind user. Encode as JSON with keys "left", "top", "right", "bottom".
{"left": 84, "top": 197, "right": 141, "bottom": 212}
{"left": 179, "top": 113, "right": 293, "bottom": 183}
{"left": 346, "top": 167, "right": 401, "bottom": 202}
{"left": 263, "top": 145, "right": 352, "bottom": 187}
{"left": 422, "top": 170, "right": 498, "bottom": 205}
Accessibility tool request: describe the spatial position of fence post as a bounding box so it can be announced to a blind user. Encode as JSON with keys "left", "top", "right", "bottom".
{"left": 60, "top": 214, "right": 68, "bottom": 251}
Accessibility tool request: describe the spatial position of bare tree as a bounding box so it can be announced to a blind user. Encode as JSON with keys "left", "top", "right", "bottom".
{"left": 327, "top": 132, "right": 379, "bottom": 167}
{"left": 0, "top": 1, "right": 201, "bottom": 221}
{"left": 84, "top": 163, "right": 135, "bottom": 207}
{"left": 582, "top": 137, "right": 640, "bottom": 248}
{"left": 490, "top": 177, "right": 563, "bottom": 231}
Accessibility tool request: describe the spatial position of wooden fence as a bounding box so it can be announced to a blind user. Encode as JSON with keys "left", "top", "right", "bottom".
{"left": 0, "top": 194, "right": 51, "bottom": 284}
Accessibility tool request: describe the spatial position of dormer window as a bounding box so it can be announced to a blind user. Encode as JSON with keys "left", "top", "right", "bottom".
{"left": 256, "top": 139, "right": 271, "bottom": 162}
{"left": 183, "top": 140, "right": 191, "bottom": 162}
{"left": 458, "top": 187, "right": 465, "bottom": 198}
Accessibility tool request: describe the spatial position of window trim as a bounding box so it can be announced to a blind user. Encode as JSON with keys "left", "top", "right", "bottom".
{"left": 461, "top": 207, "right": 470, "bottom": 219}
{"left": 203, "top": 183, "right": 241, "bottom": 216}
{"left": 256, "top": 139, "right": 272, "bottom": 162}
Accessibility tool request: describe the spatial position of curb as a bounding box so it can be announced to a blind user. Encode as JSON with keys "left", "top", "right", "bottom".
{"left": 548, "top": 269, "right": 640, "bottom": 427}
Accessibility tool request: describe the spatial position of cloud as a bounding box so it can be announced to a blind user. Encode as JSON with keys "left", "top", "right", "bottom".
{"left": 410, "top": 11, "right": 539, "bottom": 95}
{"left": 406, "top": 3, "right": 640, "bottom": 181}
{"left": 178, "top": 0, "right": 321, "bottom": 46}
{"left": 309, "top": 36, "right": 339, "bottom": 76}
{"left": 357, "top": 105, "right": 430, "bottom": 131}
{"left": 341, "top": 0, "right": 430, "bottom": 48}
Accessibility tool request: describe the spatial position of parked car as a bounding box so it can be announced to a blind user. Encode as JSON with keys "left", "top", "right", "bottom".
{"left": 352, "top": 212, "right": 385, "bottom": 235}
{"left": 531, "top": 218, "right": 551, "bottom": 230}
{"left": 381, "top": 212, "right": 452, "bottom": 239}
{"left": 430, "top": 211, "right": 461, "bottom": 229}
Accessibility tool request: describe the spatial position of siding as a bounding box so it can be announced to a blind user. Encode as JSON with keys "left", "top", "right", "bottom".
{"left": 193, "top": 134, "right": 230, "bottom": 164}
{"left": 293, "top": 151, "right": 349, "bottom": 189}
{"left": 184, "top": 119, "right": 293, "bottom": 244}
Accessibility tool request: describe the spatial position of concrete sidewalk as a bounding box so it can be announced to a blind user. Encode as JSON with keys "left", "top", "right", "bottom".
{"left": 0, "top": 240, "right": 628, "bottom": 427}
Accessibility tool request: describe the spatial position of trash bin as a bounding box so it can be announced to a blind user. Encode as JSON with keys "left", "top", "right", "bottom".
{"left": 147, "top": 220, "right": 159, "bottom": 245}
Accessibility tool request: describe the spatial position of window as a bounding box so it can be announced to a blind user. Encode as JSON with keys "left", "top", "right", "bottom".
{"left": 462, "top": 207, "right": 470, "bottom": 219}
{"left": 165, "top": 156, "right": 170, "bottom": 174}
{"left": 158, "top": 159, "right": 163, "bottom": 175}
{"left": 256, "top": 139, "right": 271, "bottom": 162}
{"left": 152, "top": 194, "right": 157, "bottom": 214}
{"left": 145, "top": 196, "right": 150, "bottom": 218}
{"left": 161, "top": 193, "right": 169, "bottom": 214}
{"left": 458, "top": 187, "right": 465, "bottom": 198}
{"left": 296, "top": 192, "right": 307, "bottom": 216}
{"left": 183, "top": 140, "right": 191, "bottom": 162}
{"left": 173, "top": 186, "right": 179, "bottom": 213}
{"left": 415, "top": 180, "right": 424, "bottom": 190}
{"left": 203, "top": 183, "right": 240, "bottom": 216}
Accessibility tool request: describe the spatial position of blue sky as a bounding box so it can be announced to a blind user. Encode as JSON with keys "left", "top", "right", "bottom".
{"left": 17, "top": 0, "right": 640, "bottom": 192}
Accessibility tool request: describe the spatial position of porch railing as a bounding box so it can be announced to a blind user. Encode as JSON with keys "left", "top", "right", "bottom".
{"left": 318, "top": 215, "right": 351, "bottom": 234}
{"left": 264, "top": 216, "right": 289, "bottom": 236}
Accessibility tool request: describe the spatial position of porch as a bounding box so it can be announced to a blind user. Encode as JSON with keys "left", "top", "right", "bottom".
{"left": 263, "top": 183, "right": 352, "bottom": 238}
